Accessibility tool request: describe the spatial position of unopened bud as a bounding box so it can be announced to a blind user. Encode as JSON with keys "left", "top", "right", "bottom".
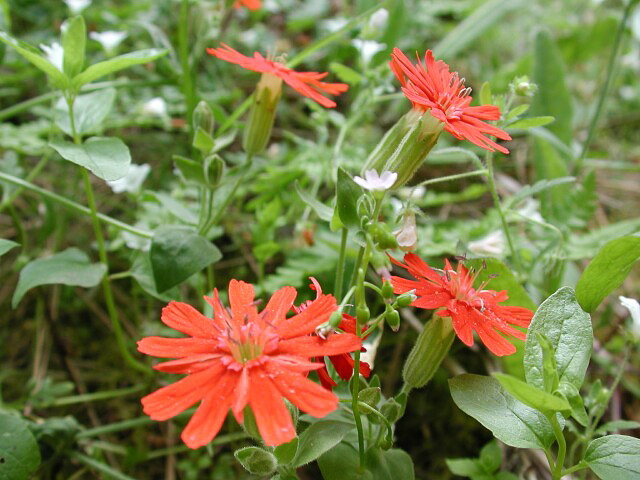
{"left": 394, "top": 210, "right": 417, "bottom": 252}
{"left": 356, "top": 306, "right": 370, "bottom": 324}
{"left": 329, "top": 311, "right": 343, "bottom": 328}
{"left": 403, "top": 316, "right": 455, "bottom": 389}
{"left": 243, "top": 72, "right": 282, "bottom": 155}
{"left": 385, "top": 308, "right": 400, "bottom": 332}
{"left": 204, "top": 154, "right": 225, "bottom": 187}
{"left": 193, "top": 100, "right": 215, "bottom": 136}
{"left": 395, "top": 291, "right": 417, "bottom": 308}
{"left": 381, "top": 281, "right": 394, "bottom": 300}
{"left": 511, "top": 76, "right": 537, "bottom": 97}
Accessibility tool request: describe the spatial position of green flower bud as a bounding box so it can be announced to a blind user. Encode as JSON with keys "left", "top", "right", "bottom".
{"left": 380, "top": 397, "right": 401, "bottom": 423}
{"left": 402, "top": 316, "right": 455, "bottom": 389}
{"left": 356, "top": 306, "right": 370, "bottom": 324}
{"left": 363, "top": 111, "right": 414, "bottom": 174}
{"left": 234, "top": 446, "right": 277, "bottom": 476}
{"left": 243, "top": 72, "right": 282, "bottom": 155}
{"left": 395, "top": 291, "right": 417, "bottom": 308}
{"left": 329, "top": 311, "right": 343, "bottom": 328}
{"left": 203, "top": 153, "right": 225, "bottom": 187}
{"left": 192, "top": 100, "right": 215, "bottom": 136}
{"left": 385, "top": 308, "right": 400, "bottom": 332}
{"left": 381, "top": 281, "right": 394, "bottom": 300}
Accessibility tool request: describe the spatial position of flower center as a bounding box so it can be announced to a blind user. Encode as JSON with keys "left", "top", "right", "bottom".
{"left": 225, "top": 322, "right": 278, "bottom": 364}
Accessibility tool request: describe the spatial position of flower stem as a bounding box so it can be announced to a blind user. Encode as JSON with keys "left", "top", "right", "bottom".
{"left": 68, "top": 98, "right": 151, "bottom": 375}
{"left": 549, "top": 414, "right": 567, "bottom": 480}
{"left": 485, "top": 151, "right": 522, "bottom": 274}
{"left": 335, "top": 227, "right": 348, "bottom": 301}
{"left": 576, "top": 0, "right": 638, "bottom": 171}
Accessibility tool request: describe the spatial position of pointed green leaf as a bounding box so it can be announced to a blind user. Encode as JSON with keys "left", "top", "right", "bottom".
{"left": 595, "top": 420, "right": 640, "bottom": 436}
{"left": 61, "top": 16, "right": 86, "bottom": 78}
{"left": 292, "top": 420, "right": 353, "bottom": 467}
{"left": 192, "top": 126, "right": 215, "bottom": 154}
{"left": 576, "top": 236, "right": 640, "bottom": 313}
{"left": 524, "top": 287, "right": 592, "bottom": 390}
{"left": 0, "top": 238, "right": 19, "bottom": 256}
{"left": 234, "top": 447, "right": 277, "bottom": 475}
{"left": 12, "top": 248, "right": 106, "bottom": 307}
{"left": 479, "top": 440, "right": 502, "bottom": 474}
{"left": 556, "top": 381, "right": 589, "bottom": 427}
{"left": 449, "top": 374, "right": 555, "bottom": 449}
{"left": 318, "top": 443, "right": 373, "bottom": 480}
{"left": 493, "top": 373, "right": 570, "bottom": 413}
{"left": 54, "top": 88, "right": 116, "bottom": 136}
{"left": 0, "top": 412, "right": 41, "bottom": 480}
{"left": 150, "top": 226, "right": 222, "bottom": 292}
{"left": 508, "top": 116, "right": 555, "bottom": 130}
{"left": 336, "top": 167, "right": 361, "bottom": 229}
{"left": 0, "top": 32, "right": 68, "bottom": 87}
{"left": 480, "top": 81, "right": 492, "bottom": 106}
{"left": 273, "top": 437, "right": 298, "bottom": 465}
{"left": 445, "top": 458, "right": 485, "bottom": 476}
{"left": 72, "top": 48, "right": 167, "bottom": 87}
{"left": 585, "top": 435, "right": 640, "bottom": 480}
{"left": 50, "top": 136, "right": 131, "bottom": 181}
{"left": 295, "top": 181, "right": 334, "bottom": 222}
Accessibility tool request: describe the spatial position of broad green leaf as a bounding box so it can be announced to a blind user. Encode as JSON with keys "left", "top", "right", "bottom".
{"left": 336, "top": 167, "right": 361, "bottom": 229}
{"left": 433, "top": 0, "right": 525, "bottom": 58}
{"left": 72, "top": 48, "right": 167, "bottom": 87}
{"left": 576, "top": 236, "right": 640, "bottom": 313}
{"left": 150, "top": 226, "right": 221, "bottom": 293}
{"left": 366, "top": 448, "right": 415, "bottom": 480}
{"left": 54, "top": 88, "right": 116, "bottom": 136}
{"left": 173, "top": 155, "right": 205, "bottom": 184}
{"left": 0, "top": 238, "right": 19, "bottom": 256}
{"left": 50, "top": 137, "right": 131, "bottom": 182}
{"left": 292, "top": 420, "right": 353, "bottom": 467}
{"left": 493, "top": 373, "right": 570, "bottom": 413}
{"left": 530, "top": 30, "right": 572, "bottom": 145}
{"left": 479, "top": 440, "right": 501, "bottom": 474}
{"left": 524, "top": 287, "right": 592, "bottom": 390}
{"left": 0, "top": 412, "right": 41, "bottom": 480}
{"left": 445, "top": 458, "right": 484, "bottom": 477}
{"left": 0, "top": 32, "right": 68, "bottom": 87}
{"left": 479, "top": 81, "right": 492, "bottom": 106}
{"left": 318, "top": 443, "right": 373, "bottom": 480}
{"left": 61, "top": 16, "right": 86, "bottom": 78}
{"left": 595, "top": 420, "right": 640, "bottom": 436}
{"left": 273, "top": 437, "right": 298, "bottom": 465}
{"left": 556, "top": 382, "right": 589, "bottom": 427}
{"left": 295, "top": 181, "right": 333, "bottom": 222}
{"left": 585, "top": 435, "right": 640, "bottom": 480}
{"left": 129, "top": 252, "right": 178, "bottom": 302}
{"left": 449, "top": 374, "right": 555, "bottom": 449}
{"left": 234, "top": 447, "right": 277, "bottom": 475}
{"left": 507, "top": 116, "right": 554, "bottom": 130}
{"left": 533, "top": 138, "right": 571, "bottom": 221}
{"left": 12, "top": 248, "right": 106, "bottom": 307}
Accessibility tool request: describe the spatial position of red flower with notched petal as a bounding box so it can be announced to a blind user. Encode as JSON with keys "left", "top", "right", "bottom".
{"left": 292, "top": 278, "right": 371, "bottom": 390}
{"left": 206, "top": 44, "right": 348, "bottom": 108}
{"left": 390, "top": 48, "right": 511, "bottom": 154}
{"left": 138, "top": 280, "right": 361, "bottom": 448}
{"left": 235, "top": 0, "right": 260, "bottom": 10}
{"left": 390, "top": 253, "right": 533, "bottom": 356}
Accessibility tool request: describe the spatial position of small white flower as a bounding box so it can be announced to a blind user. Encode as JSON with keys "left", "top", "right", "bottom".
{"left": 141, "top": 97, "right": 168, "bottom": 117}
{"left": 368, "top": 8, "right": 389, "bottom": 31}
{"left": 64, "top": 0, "right": 91, "bottom": 13}
{"left": 394, "top": 210, "right": 417, "bottom": 252}
{"left": 107, "top": 163, "right": 151, "bottom": 194}
{"left": 39, "top": 42, "right": 64, "bottom": 72}
{"left": 89, "top": 31, "right": 127, "bottom": 53}
{"left": 619, "top": 296, "right": 640, "bottom": 339}
{"left": 468, "top": 230, "right": 505, "bottom": 257}
{"left": 353, "top": 39, "right": 386, "bottom": 64}
{"left": 517, "top": 198, "right": 544, "bottom": 223}
{"left": 353, "top": 169, "right": 397, "bottom": 191}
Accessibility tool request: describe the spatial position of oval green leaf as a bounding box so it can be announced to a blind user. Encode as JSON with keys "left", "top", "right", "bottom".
{"left": 0, "top": 412, "right": 41, "bottom": 480}
{"left": 493, "top": 373, "right": 570, "bottom": 413}
{"left": 292, "top": 420, "right": 353, "bottom": 467}
{"left": 50, "top": 136, "right": 131, "bottom": 182}
{"left": 585, "top": 435, "right": 640, "bottom": 480}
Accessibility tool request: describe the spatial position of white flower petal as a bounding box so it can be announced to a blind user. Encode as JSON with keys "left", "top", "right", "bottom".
{"left": 39, "top": 42, "right": 64, "bottom": 72}
{"left": 107, "top": 163, "right": 151, "bottom": 194}
{"left": 619, "top": 296, "right": 640, "bottom": 338}
{"left": 90, "top": 31, "right": 128, "bottom": 52}
{"left": 353, "top": 175, "right": 369, "bottom": 189}
{"left": 64, "top": 0, "right": 91, "bottom": 13}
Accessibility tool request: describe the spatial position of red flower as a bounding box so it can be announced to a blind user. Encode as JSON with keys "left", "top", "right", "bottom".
{"left": 235, "top": 0, "right": 260, "bottom": 10}
{"left": 390, "top": 48, "right": 511, "bottom": 154}
{"left": 292, "top": 278, "right": 371, "bottom": 390}
{"left": 206, "top": 44, "right": 348, "bottom": 108}
{"left": 138, "top": 280, "right": 361, "bottom": 448}
{"left": 390, "top": 253, "right": 533, "bottom": 356}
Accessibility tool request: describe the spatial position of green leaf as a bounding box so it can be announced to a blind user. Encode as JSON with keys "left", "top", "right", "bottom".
{"left": 479, "top": 81, "right": 492, "bottom": 106}
{"left": 330, "top": 62, "right": 363, "bottom": 85}
{"left": 358, "top": 387, "right": 381, "bottom": 408}
{"left": 318, "top": 443, "right": 373, "bottom": 480}
{"left": 595, "top": 420, "right": 640, "bottom": 436}
{"left": 336, "top": 167, "right": 361, "bottom": 229}
{"left": 479, "top": 440, "right": 501, "bottom": 474}
{"left": 0, "top": 238, "right": 19, "bottom": 256}
{"left": 292, "top": 420, "right": 353, "bottom": 467}
{"left": 524, "top": 287, "right": 592, "bottom": 391}
{"left": 54, "top": 88, "right": 116, "bottom": 136}
{"left": 507, "top": 116, "right": 555, "bottom": 130}
{"left": 0, "top": 32, "right": 68, "bottom": 87}
{"left": 493, "top": 373, "right": 570, "bottom": 413}
{"left": 556, "top": 381, "right": 589, "bottom": 427}
{"left": 273, "top": 437, "right": 298, "bottom": 465}
{"left": 50, "top": 137, "right": 131, "bottom": 182}
{"left": 449, "top": 374, "right": 555, "bottom": 449}
{"left": 72, "top": 48, "right": 167, "bottom": 88}
{"left": 530, "top": 30, "right": 573, "bottom": 145}
{"left": 12, "top": 248, "right": 106, "bottom": 307}
{"left": 576, "top": 236, "right": 640, "bottom": 313}
{"left": 149, "top": 226, "right": 222, "bottom": 293}
{"left": 503, "top": 176, "right": 576, "bottom": 209}
{"left": 295, "top": 181, "right": 334, "bottom": 222}
{"left": 192, "top": 126, "right": 215, "bottom": 154}
{"left": 366, "top": 448, "right": 415, "bottom": 480}
{"left": 585, "top": 435, "right": 640, "bottom": 480}
{"left": 0, "top": 412, "right": 41, "bottom": 480}
{"left": 61, "top": 16, "right": 86, "bottom": 78}
{"left": 506, "top": 104, "right": 529, "bottom": 121}
{"left": 234, "top": 447, "right": 277, "bottom": 475}
{"left": 446, "top": 458, "right": 484, "bottom": 477}
{"left": 433, "top": 0, "right": 525, "bottom": 58}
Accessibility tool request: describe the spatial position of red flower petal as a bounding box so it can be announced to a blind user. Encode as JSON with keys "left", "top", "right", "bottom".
{"left": 277, "top": 334, "right": 362, "bottom": 357}
{"left": 248, "top": 369, "right": 296, "bottom": 446}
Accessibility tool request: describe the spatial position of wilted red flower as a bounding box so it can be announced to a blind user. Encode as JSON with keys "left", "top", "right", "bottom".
{"left": 206, "top": 44, "right": 348, "bottom": 108}
{"left": 235, "top": 0, "right": 260, "bottom": 10}
{"left": 138, "top": 280, "right": 361, "bottom": 448}
{"left": 390, "top": 253, "right": 533, "bottom": 356}
{"left": 390, "top": 48, "right": 511, "bottom": 154}
{"left": 292, "top": 278, "right": 371, "bottom": 390}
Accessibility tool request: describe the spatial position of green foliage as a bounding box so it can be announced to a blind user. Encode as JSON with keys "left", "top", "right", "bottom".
{"left": 12, "top": 248, "right": 106, "bottom": 307}
{"left": 446, "top": 440, "right": 517, "bottom": 480}
{"left": 336, "top": 167, "right": 362, "bottom": 229}
{"left": 492, "top": 373, "right": 570, "bottom": 413}
{"left": 71, "top": 49, "right": 167, "bottom": 88}
{"left": 292, "top": 420, "right": 353, "bottom": 467}
{"left": 234, "top": 447, "right": 277, "bottom": 475}
{"left": 54, "top": 89, "right": 116, "bottom": 136}
{"left": 61, "top": 16, "right": 86, "bottom": 78}
{"left": 584, "top": 435, "right": 640, "bottom": 480}
{"left": 49, "top": 137, "right": 132, "bottom": 182}
{"left": 0, "top": 238, "right": 19, "bottom": 256}
{"left": 0, "top": 412, "right": 41, "bottom": 480}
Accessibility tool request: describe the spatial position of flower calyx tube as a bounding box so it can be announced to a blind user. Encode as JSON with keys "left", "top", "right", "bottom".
{"left": 243, "top": 72, "right": 283, "bottom": 155}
